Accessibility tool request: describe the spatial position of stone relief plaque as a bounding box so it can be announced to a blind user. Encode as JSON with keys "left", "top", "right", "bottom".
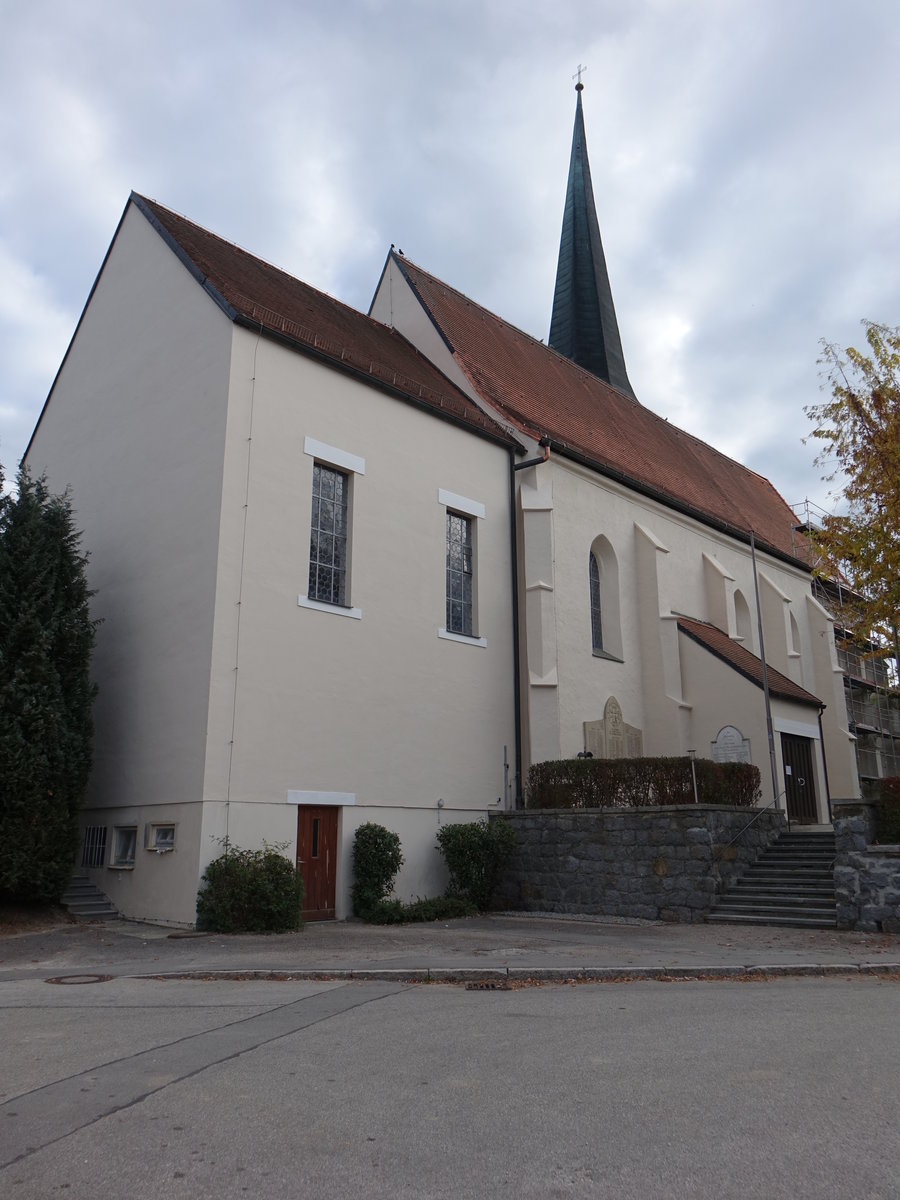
{"left": 711, "top": 724, "right": 751, "bottom": 764}
{"left": 583, "top": 720, "right": 605, "bottom": 758}
{"left": 605, "top": 697, "right": 625, "bottom": 758}
{"left": 626, "top": 727, "right": 644, "bottom": 758}
{"left": 582, "top": 697, "right": 644, "bottom": 760}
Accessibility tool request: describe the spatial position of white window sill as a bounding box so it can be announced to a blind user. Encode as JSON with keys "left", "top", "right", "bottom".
{"left": 298, "top": 595, "right": 362, "bottom": 620}
{"left": 109, "top": 863, "right": 135, "bottom": 871}
{"left": 438, "top": 628, "right": 487, "bottom": 648}
{"left": 592, "top": 649, "right": 624, "bottom": 663}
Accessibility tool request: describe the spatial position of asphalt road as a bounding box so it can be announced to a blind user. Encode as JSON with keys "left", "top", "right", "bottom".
{"left": 2, "top": 972, "right": 898, "bottom": 1199}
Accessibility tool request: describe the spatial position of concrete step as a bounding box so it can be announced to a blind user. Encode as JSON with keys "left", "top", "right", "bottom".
{"left": 714, "top": 896, "right": 836, "bottom": 914}
{"left": 61, "top": 875, "right": 118, "bottom": 921}
{"left": 707, "top": 828, "right": 837, "bottom": 928}
{"left": 706, "top": 912, "right": 837, "bottom": 929}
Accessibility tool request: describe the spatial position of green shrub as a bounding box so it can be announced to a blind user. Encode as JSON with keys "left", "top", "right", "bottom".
{"left": 351, "top": 823, "right": 403, "bottom": 918}
{"left": 875, "top": 777, "right": 900, "bottom": 843}
{"left": 436, "top": 819, "right": 517, "bottom": 911}
{"left": 362, "top": 895, "right": 476, "bottom": 924}
{"left": 196, "top": 842, "right": 303, "bottom": 933}
{"left": 527, "top": 757, "right": 760, "bottom": 810}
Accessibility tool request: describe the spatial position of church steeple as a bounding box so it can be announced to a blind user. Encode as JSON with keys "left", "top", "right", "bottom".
{"left": 548, "top": 82, "right": 635, "bottom": 399}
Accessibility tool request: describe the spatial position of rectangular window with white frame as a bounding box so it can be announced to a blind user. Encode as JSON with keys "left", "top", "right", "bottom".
{"left": 438, "top": 488, "right": 486, "bottom": 647}
{"left": 446, "top": 511, "right": 474, "bottom": 635}
{"left": 308, "top": 462, "right": 349, "bottom": 605}
{"left": 299, "top": 437, "right": 365, "bottom": 620}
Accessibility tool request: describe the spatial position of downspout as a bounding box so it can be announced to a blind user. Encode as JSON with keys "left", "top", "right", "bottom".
{"left": 750, "top": 530, "right": 783, "bottom": 822}
{"left": 508, "top": 447, "right": 523, "bottom": 808}
{"left": 817, "top": 705, "right": 833, "bottom": 824}
{"left": 509, "top": 437, "right": 551, "bottom": 808}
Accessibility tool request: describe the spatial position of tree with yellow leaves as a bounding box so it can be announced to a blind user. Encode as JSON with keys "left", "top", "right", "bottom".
{"left": 805, "top": 321, "right": 900, "bottom": 665}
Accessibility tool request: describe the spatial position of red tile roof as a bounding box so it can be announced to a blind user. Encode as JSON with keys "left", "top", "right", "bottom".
{"left": 394, "top": 255, "right": 806, "bottom": 563}
{"left": 132, "top": 196, "right": 517, "bottom": 448}
{"left": 677, "top": 617, "right": 823, "bottom": 707}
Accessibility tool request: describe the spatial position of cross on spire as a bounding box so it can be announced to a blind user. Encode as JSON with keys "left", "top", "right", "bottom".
{"left": 572, "top": 63, "right": 587, "bottom": 91}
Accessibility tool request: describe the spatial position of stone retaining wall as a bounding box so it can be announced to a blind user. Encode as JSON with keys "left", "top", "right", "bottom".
{"left": 494, "top": 806, "right": 785, "bottom": 923}
{"left": 833, "top": 800, "right": 900, "bottom": 933}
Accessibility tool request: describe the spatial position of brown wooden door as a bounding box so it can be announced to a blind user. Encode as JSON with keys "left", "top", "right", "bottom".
{"left": 297, "top": 806, "right": 338, "bottom": 920}
{"left": 781, "top": 733, "right": 818, "bottom": 824}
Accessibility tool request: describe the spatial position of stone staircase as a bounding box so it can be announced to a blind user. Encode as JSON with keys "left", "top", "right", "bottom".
{"left": 706, "top": 830, "right": 836, "bottom": 929}
{"left": 61, "top": 874, "right": 119, "bottom": 921}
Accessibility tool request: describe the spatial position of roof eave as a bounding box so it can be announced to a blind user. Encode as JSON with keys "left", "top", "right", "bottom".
{"left": 231, "top": 314, "right": 521, "bottom": 453}
{"left": 678, "top": 623, "right": 824, "bottom": 709}
{"left": 546, "top": 438, "right": 809, "bottom": 573}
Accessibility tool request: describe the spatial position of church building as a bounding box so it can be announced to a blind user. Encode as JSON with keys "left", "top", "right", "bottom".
{"left": 24, "top": 85, "right": 858, "bottom": 925}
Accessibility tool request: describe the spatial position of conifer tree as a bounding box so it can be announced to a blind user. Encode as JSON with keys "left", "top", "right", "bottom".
{"left": 0, "top": 465, "right": 98, "bottom": 901}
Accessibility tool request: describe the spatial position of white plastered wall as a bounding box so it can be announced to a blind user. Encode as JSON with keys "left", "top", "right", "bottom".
{"left": 198, "top": 329, "right": 518, "bottom": 918}
{"left": 24, "top": 201, "right": 233, "bottom": 922}
{"left": 522, "top": 455, "right": 857, "bottom": 808}
{"left": 678, "top": 631, "right": 829, "bottom": 818}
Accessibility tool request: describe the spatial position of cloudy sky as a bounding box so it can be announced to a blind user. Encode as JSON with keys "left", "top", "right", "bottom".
{"left": 2, "top": 0, "right": 898, "bottom": 513}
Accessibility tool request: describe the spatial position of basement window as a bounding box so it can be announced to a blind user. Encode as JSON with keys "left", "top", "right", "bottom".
{"left": 111, "top": 826, "right": 137, "bottom": 869}
{"left": 145, "top": 823, "right": 176, "bottom": 853}
{"left": 81, "top": 826, "right": 107, "bottom": 868}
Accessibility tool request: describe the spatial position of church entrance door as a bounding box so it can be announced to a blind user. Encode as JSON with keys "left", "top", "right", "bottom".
{"left": 780, "top": 734, "right": 818, "bottom": 824}
{"left": 297, "top": 806, "right": 338, "bottom": 920}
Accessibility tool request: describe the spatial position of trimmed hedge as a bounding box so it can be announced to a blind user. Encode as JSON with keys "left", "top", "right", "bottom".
{"left": 527, "top": 756, "right": 761, "bottom": 810}
{"left": 436, "top": 819, "right": 517, "bottom": 911}
{"left": 196, "top": 843, "right": 303, "bottom": 933}
{"left": 351, "top": 822, "right": 478, "bottom": 923}
{"left": 875, "top": 777, "right": 900, "bottom": 843}
{"left": 360, "top": 895, "right": 476, "bottom": 924}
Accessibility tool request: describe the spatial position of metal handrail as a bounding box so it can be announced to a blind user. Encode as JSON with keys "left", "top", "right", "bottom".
{"left": 718, "top": 793, "right": 787, "bottom": 857}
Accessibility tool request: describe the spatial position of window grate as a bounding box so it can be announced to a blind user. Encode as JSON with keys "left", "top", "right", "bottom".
{"left": 81, "top": 826, "right": 107, "bottom": 868}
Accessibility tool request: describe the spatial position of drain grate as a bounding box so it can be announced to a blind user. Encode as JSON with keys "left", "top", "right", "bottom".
{"left": 465, "top": 979, "right": 510, "bottom": 991}
{"left": 45, "top": 974, "right": 114, "bottom": 986}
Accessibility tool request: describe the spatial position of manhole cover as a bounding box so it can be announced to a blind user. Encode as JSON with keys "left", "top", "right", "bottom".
{"left": 45, "top": 974, "right": 114, "bottom": 986}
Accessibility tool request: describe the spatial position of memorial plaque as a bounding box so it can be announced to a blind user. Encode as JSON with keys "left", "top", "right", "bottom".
{"left": 711, "top": 724, "right": 751, "bottom": 764}
{"left": 605, "top": 697, "right": 626, "bottom": 758}
{"left": 582, "top": 698, "right": 644, "bottom": 760}
{"left": 584, "top": 719, "right": 605, "bottom": 758}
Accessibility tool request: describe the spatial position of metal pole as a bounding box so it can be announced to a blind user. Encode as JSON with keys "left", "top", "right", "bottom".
{"left": 751, "top": 531, "right": 783, "bottom": 822}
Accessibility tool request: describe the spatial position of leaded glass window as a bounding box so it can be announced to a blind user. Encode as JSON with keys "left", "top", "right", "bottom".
{"left": 446, "top": 512, "right": 473, "bottom": 636}
{"left": 590, "top": 551, "right": 603, "bottom": 652}
{"left": 308, "top": 463, "right": 349, "bottom": 606}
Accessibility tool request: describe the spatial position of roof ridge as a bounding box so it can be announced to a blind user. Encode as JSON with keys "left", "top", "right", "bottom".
{"left": 135, "top": 194, "right": 375, "bottom": 329}
{"left": 397, "top": 252, "right": 791, "bottom": 515}
{"left": 396, "top": 253, "right": 642, "bottom": 404}
{"left": 133, "top": 196, "right": 517, "bottom": 449}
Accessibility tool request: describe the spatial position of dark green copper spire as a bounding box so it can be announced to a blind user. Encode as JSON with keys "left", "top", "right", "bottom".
{"left": 548, "top": 83, "right": 635, "bottom": 398}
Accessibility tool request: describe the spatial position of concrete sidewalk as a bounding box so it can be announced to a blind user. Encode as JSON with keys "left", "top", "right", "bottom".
{"left": 2, "top": 912, "right": 899, "bottom": 983}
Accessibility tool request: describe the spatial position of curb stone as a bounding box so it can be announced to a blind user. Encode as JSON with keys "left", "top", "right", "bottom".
{"left": 130, "top": 962, "right": 900, "bottom": 984}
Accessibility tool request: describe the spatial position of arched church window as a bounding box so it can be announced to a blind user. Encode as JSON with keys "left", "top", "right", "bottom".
{"left": 790, "top": 611, "right": 801, "bottom": 655}
{"left": 589, "top": 536, "right": 623, "bottom": 659}
{"left": 589, "top": 551, "right": 603, "bottom": 652}
{"left": 734, "top": 588, "right": 753, "bottom": 648}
